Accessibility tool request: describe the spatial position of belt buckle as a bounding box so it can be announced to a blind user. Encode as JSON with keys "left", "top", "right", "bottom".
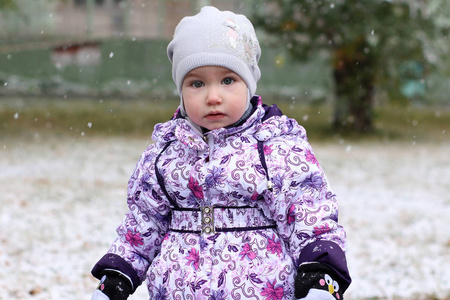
{"left": 201, "top": 206, "right": 215, "bottom": 234}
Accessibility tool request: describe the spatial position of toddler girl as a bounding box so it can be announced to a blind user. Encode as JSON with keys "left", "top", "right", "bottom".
{"left": 91, "top": 6, "right": 351, "bottom": 300}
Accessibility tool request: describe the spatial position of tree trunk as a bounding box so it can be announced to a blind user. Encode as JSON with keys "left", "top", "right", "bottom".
{"left": 332, "top": 38, "right": 375, "bottom": 132}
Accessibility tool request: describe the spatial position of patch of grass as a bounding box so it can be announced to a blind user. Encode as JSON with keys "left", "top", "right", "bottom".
{"left": 1, "top": 96, "right": 449, "bottom": 143}
{"left": 373, "top": 103, "right": 450, "bottom": 143}
{"left": 0, "top": 96, "right": 178, "bottom": 139}
{"left": 278, "top": 101, "right": 450, "bottom": 143}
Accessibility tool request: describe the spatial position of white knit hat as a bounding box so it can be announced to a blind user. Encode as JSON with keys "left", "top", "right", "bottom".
{"left": 167, "top": 6, "right": 261, "bottom": 108}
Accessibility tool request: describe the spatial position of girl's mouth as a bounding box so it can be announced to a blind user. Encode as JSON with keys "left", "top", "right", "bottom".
{"left": 205, "top": 112, "right": 225, "bottom": 120}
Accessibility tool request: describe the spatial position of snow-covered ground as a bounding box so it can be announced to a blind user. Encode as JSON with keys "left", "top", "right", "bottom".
{"left": 1, "top": 135, "right": 449, "bottom": 299}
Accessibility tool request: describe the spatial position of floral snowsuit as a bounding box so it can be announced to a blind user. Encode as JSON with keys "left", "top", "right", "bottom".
{"left": 92, "top": 97, "right": 350, "bottom": 299}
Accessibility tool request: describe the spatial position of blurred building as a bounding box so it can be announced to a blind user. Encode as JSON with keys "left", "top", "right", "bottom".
{"left": 0, "top": 0, "right": 254, "bottom": 42}
{"left": 3, "top": 0, "right": 313, "bottom": 100}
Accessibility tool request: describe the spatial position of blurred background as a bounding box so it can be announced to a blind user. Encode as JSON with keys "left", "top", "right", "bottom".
{"left": 0, "top": 0, "right": 449, "bottom": 137}
{"left": 0, "top": 1, "right": 449, "bottom": 299}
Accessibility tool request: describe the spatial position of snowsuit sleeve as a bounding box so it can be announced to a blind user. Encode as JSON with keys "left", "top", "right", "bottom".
{"left": 261, "top": 131, "right": 351, "bottom": 291}
{"left": 92, "top": 143, "right": 171, "bottom": 291}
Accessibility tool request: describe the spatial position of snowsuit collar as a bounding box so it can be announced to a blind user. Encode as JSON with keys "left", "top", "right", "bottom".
{"left": 152, "top": 96, "right": 306, "bottom": 150}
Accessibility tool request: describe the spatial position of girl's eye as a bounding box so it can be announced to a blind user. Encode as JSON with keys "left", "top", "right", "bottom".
{"left": 191, "top": 81, "right": 204, "bottom": 88}
{"left": 222, "top": 77, "right": 234, "bottom": 85}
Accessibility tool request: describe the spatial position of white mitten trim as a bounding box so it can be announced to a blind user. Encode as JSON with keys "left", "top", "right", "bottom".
{"left": 91, "top": 289, "right": 110, "bottom": 300}
{"left": 297, "top": 288, "right": 336, "bottom": 300}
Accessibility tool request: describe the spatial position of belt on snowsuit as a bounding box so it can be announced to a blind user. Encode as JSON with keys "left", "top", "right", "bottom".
{"left": 169, "top": 206, "right": 277, "bottom": 235}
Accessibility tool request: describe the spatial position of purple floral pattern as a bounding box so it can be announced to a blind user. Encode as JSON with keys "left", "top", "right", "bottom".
{"left": 185, "top": 247, "right": 200, "bottom": 270}
{"left": 104, "top": 97, "right": 347, "bottom": 299}
{"left": 125, "top": 230, "right": 144, "bottom": 247}
{"left": 261, "top": 279, "right": 284, "bottom": 300}
{"left": 267, "top": 234, "right": 282, "bottom": 257}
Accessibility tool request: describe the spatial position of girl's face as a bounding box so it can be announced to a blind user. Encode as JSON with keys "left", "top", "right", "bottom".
{"left": 181, "top": 66, "right": 248, "bottom": 130}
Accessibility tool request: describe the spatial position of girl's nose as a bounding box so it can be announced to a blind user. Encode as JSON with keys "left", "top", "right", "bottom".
{"left": 206, "top": 86, "right": 222, "bottom": 105}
